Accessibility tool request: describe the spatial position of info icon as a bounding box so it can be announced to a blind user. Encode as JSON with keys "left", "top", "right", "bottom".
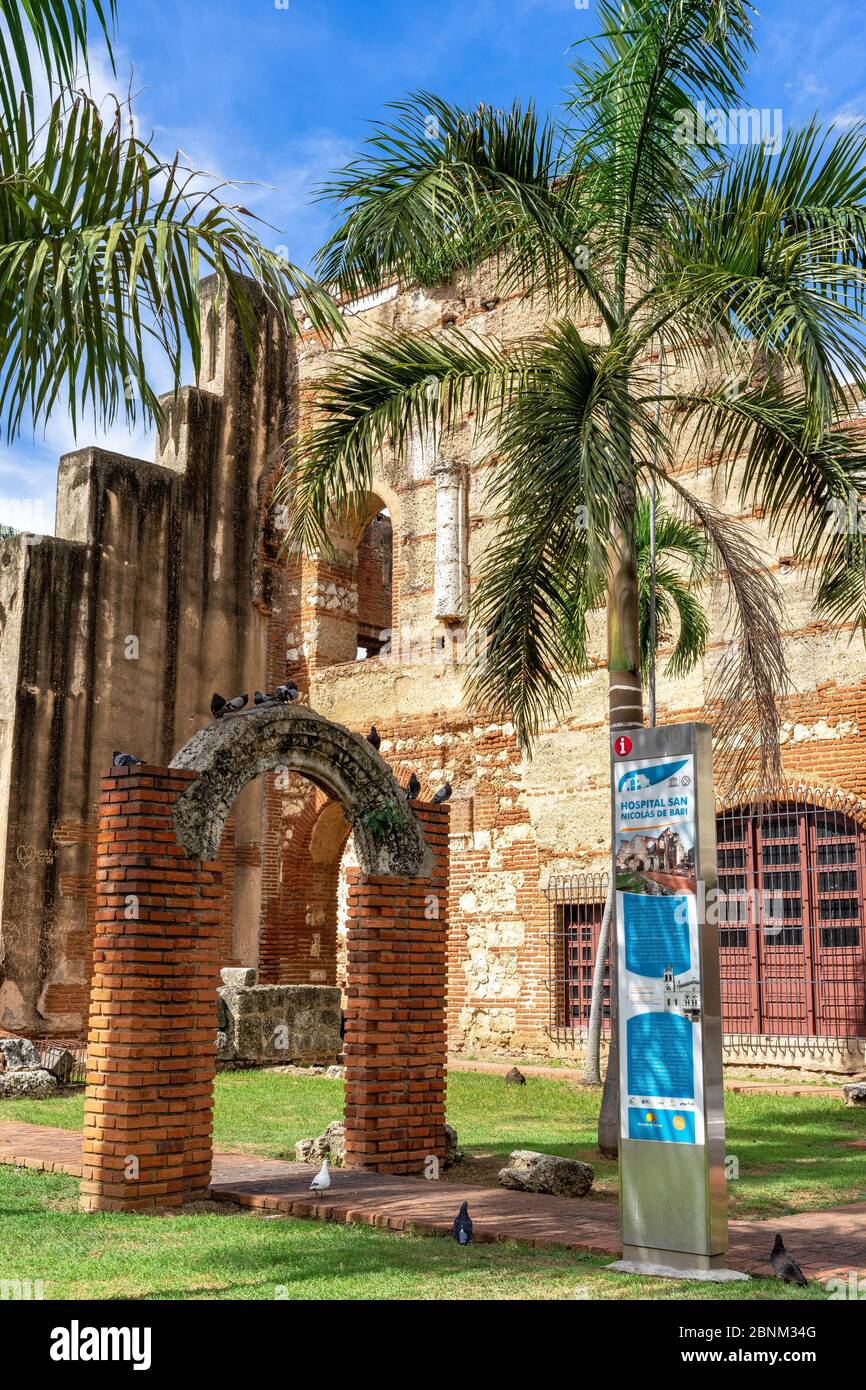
{"left": 613, "top": 734, "right": 633, "bottom": 757}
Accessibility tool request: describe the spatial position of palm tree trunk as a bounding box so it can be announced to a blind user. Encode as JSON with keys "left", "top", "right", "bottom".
{"left": 597, "top": 502, "right": 643, "bottom": 1157}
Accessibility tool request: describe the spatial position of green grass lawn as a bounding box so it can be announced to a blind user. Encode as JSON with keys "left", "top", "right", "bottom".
{"left": 0, "top": 1164, "right": 830, "bottom": 1301}
{"left": 2, "top": 1069, "right": 864, "bottom": 1219}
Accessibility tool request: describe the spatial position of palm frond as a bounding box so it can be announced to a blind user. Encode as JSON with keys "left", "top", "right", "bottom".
{"left": 0, "top": 93, "right": 342, "bottom": 441}
{"left": 635, "top": 494, "right": 710, "bottom": 677}
{"left": 465, "top": 325, "right": 651, "bottom": 742}
{"left": 664, "top": 378, "right": 866, "bottom": 635}
{"left": 315, "top": 91, "right": 614, "bottom": 326}
{"left": 655, "top": 121, "right": 866, "bottom": 431}
{"left": 569, "top": 0, "right": 756, "bottom": 289}
{"left": 665, "top": 474, "right": 788, "bottom": 787}
{"left": 280, "top": 324, "right": 530, "bottom": 556}
{"left": 0, "top": 0, "right": 116, "bottom": 126}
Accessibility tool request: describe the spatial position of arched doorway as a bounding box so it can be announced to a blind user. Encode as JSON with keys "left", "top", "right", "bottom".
{"left": 79, "top": 703, "right": 449, "bottom": 1211}
{"left": 258, "top": 785, "right": 352, "bottom": 986}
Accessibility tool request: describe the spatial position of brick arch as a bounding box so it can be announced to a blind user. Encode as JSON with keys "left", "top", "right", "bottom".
{"left": 325, "top": 476, "right": 401, "bottom": 551}
{"left": 169, "top": 702, "right": 431, "bottom": 877}
{"left": 80, "top": 751, "right": 449, "bottom": 1212}
{"left": 259, "top": 783, "right": 351, "bottom": 986}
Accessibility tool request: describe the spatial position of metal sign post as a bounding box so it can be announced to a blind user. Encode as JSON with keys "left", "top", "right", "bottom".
{"left": 609, "top": 722, "right": 737, "bottom": 1277}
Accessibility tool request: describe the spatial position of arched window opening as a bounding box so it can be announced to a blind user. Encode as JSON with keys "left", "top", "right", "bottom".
{"left": 355, "top": 508, "right": 392, "bottom": 660}
{"left": 716, "top": 794, "right": 866, "bottom": 1038}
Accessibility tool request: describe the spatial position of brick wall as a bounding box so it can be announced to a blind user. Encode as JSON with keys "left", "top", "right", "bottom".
{"left": 80, "top": 764, "right": 222, "bottom": 1212}
{"left": 343, "top": 802, "right": 449, "bottom": 1174}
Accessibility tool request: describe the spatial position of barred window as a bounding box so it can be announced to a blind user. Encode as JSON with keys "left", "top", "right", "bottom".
{"left": 717, "top": 796, "right": 866, "bottom": 1038}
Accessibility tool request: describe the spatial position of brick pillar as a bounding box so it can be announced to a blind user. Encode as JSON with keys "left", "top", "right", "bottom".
{"left": 344, "top": 803, "right": 449, "bottom": 1174}
{"left": 80, "top": 764, "right": 222, "bottom": 1212}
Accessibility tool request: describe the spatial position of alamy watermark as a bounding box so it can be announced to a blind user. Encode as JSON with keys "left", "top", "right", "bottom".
{"left": 674, "top": 100, "right": 783, "bottom": 153}
{"left": 826, "top": 493, "right": 866, "bottom": 535}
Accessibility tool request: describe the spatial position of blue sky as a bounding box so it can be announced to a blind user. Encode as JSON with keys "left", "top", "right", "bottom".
{"left": 4, "top": 0, "right": 866, "bottom": 528}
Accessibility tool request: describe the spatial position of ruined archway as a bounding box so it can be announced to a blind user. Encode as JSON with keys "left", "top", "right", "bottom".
{"left": 79, "top": 711, "right": 450, "bottom": 1213}
{"left": 169, "top": 703, "right": 431, "bottom": 878}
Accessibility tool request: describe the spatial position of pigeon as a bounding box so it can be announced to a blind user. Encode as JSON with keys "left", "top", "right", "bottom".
{"left": 275, "top": 683, "right": 300, "bottom": 703}
{"left": 452, "top": 1201, "right": 473, "bottom": 1246}
{"left": 112, "top": 751, "right": 142, "bottom": 767}
{"left": 432, "top": 782, "right": 452, "bottom": 804}
{"left": 406, "top": 772, "right": 421, "bottom": 801}
{"left": 309, "top": 1157, "right": 330, "bottom": 1193}
{"left": 770, "top": 1233, "right": 807, "bottom": 1286}
{"left": 504, "top": 1066, "right": 526, "bottom": 1086}
{"left": 254, "top": 690, "right": 268, "bottom": 705}
{"left": 210, "top": 692, "right": 248, "bottom": 718}
{"left": 367, "top": 725, "right": 381, "bottom": 751}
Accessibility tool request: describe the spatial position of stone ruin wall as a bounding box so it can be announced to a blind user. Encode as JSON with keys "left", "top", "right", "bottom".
{"left": 0, "top": 262, "right": 864, "bottom": 1060}
{"left": 294, "top": 267, "right": 866, "bottom": 1058}
{"left": 0, "top": 277, "right": 294, "bottom": 1033}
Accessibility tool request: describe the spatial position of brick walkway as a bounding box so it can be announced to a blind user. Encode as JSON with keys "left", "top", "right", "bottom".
{"left": 2, "top": 1120, "right": 864, "bottom": 1279}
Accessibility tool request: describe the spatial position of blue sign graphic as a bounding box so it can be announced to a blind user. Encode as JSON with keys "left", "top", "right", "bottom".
{"left": 627, "top": 1011, "right": 695, "bottom": 1101}
{"left": 623, "top": 893, "right": 691, "bottom": 978}
{"left": 627, "top": 1107, "right": 696, "bottom": 1144}
{"left": 617, "top": 759, "right": 688, "bottom": 793}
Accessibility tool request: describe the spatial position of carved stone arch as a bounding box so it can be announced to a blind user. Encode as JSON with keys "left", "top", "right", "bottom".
{"left": 169, "top": 702, "right": 431, "bottom": 876}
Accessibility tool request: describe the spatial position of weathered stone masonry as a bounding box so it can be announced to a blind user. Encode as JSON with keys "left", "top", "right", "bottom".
{"left": 2, "top": 264, "right": 866, "bottom": 1060}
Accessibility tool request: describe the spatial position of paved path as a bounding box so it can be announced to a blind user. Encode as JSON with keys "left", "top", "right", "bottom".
{"left": 2, "top": 1120, "right": 865, "bottom": 1280}
{"left": 447, "top": 1055, "right": 849, "bottom": 1097}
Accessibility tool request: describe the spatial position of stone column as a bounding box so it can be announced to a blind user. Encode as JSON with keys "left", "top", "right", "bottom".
{"left": 80, "top": 764, "right": 222, "bottom": 1212}
{"left": 343, "top": 803, "right": 449, "bottom": 1174}
{"left": 432, "top": 458, "right": 468, "bottom": 624}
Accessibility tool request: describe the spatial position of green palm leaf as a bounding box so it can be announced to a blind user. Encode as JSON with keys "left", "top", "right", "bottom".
{"left": 0, "top": 0, "right": 116, "bottom": 126}
{"left": 0, "top": 93, "right": 342, "bottom": 440}
{"left": 315, "top": 91, "right": 614, "bottom": 328}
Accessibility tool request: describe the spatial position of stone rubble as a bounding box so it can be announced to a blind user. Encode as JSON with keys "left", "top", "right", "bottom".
{"left": 295, "top": 1120, "right": 346, "bottom": 1166}
{"left": 0, "top": 1068, "right": 57, "bottom": 1099}
{"left": 498, "top": 1149, "right": 594, "bottom": 1198}
{"left": 0, "top": 1037, "right": 40, "bottom": 1072}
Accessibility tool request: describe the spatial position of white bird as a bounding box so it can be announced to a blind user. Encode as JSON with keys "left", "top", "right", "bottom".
{"left": 309, "top": 1158, "right": 330, "bottom": 1192}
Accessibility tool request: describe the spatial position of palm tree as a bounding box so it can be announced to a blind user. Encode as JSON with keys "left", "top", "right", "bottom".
{"left": 0, "top": 1, "right": 340, "bottom": 443}
{"left": 563, "top": 495, "right": 710, "bottom": 684}
{"left": 283, "top": 0, "right": 866, "bottom": 1153}
{"left": 579, "top": 495, "right": 711, "bottom": 1086}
